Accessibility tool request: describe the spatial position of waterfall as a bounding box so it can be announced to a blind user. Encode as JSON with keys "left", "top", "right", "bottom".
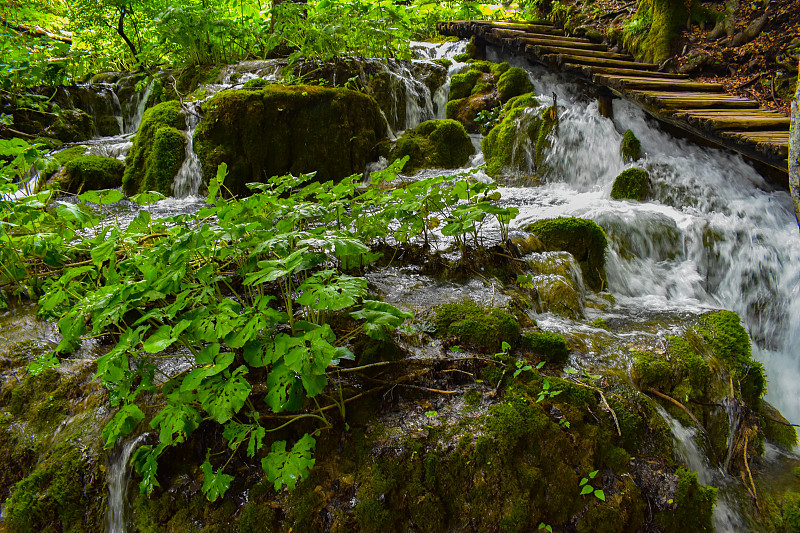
{"left": 171, "top": 103, "right": 204, "bottom": 198}
{"left": 106, "top": 434, "right": 148, "bottom": 533}
{"left": 124, "top": 80, "right": 154, "bottom": 134}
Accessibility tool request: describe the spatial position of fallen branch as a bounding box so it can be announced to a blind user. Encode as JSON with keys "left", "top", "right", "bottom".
{"left": 735, "top": 73, "right": 763, "bottom": 89}
{"left": 646, "top": 387, "right": 710, "bottom": 438}
{"left": 1, "top": 18, "right": 72, "bottom": 43}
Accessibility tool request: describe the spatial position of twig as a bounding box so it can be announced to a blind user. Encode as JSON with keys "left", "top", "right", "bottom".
{"left": 735, "top": 73, "right": 763, "bottom": 89}
{"left": 329, "top": 360, "right": 401, "bottom": 374}
{"left": 743, "top": 433, "right": 759, "bottom": 510}
{"left": 573, "top": 379, "right": 621, "bottom": 436}
{"left": 646, "top": 387, "right": 710, "bottom": 438}
{"left": 441, "top": 369, "right": 475, "bottom": 377}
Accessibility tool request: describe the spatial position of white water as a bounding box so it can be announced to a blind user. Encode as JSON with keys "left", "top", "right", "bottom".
{"left": 106, "top": 434, "right": 148, "bottom": 533}
{"left": 172, "top": 103, "right": 204, "bottom": 198}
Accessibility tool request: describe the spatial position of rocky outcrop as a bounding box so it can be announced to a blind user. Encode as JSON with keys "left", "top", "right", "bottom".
{"left": 194, "top": 85, "right": 386, "bottom": 196}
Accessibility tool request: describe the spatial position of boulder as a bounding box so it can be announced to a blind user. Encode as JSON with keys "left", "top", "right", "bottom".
{"left": 122, "top": 100, "right": 186, "bottom": 196}
{"left": 389, "top": 119, "right": 474, "bottom": 173}
{"left": 481, "top": 93, "right": 542, "bottom": 178}
{"left": 56, "top": 155, "right": 124, "bottom": 194}
{"left": 611, "top": 168, "right": 650, "bottom": 201}
{"left": 194, "top": 85, "right": 385, "bottom": 196}
{"left": 619, "top": 129, "right": 642, "bottom": 163}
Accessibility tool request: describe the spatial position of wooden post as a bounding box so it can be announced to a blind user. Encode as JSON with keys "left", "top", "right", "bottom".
{"left": 597, "top": 89, "right": 614, "bottom": 119}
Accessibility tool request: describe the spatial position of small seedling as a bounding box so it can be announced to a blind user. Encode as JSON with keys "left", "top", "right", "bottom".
{"left": 579, "top": 469, "right": 606, "bottom": 501}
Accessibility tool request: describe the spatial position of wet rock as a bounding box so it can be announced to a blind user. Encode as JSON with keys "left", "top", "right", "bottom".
{"left": 619, "top": 128, "right": 642, "bottom": 163}
{"left": 389, "top": 119, "right": 474, "bottom": 173}
{"left": 122, "top": 100, "right": 186, "bottom": 196}
{"left": 524, "top": 217, "right": 608, "bottom": 292}
{"left": 194, "top": 85, "right": 385, "bottom": 197}
{"left": 446, "top": 61, "right": 519, "bottom": 133}
{"left": 611, "top": 167, "right": 650, "bottom": 201}
{"left": 53, "top": 155, "right": 125, "bottom": 194}
{"left": 481, "top": 93, "right": 541, "bottom": 178}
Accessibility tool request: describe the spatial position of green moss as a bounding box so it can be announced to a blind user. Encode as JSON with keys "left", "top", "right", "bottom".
{"left": 122, "top": 100, "right": 186, "bottom": 196}
{"left": 4, "top": 441, "right": 104, "bottom": 533}
{"left": 524, "top": 217, "right": 608, "bottom": 291}
{"left": 194, "top": 85, "right": 385, "bottom": 196}
{"left": 759, "top": 401, "right": 798, "bottom": 449}
{"left": 655, "top": 468, "right": 716, "bottom": 533}
{"left": 434, "top": 300, "right": 521, "bottom": 352}
{"left": 534, "top": 104, "right": 558, "bottom": 172}
{"left": 464, "top": 388, "right": 481, "bottom": 407}
{"left": 696, "top": 310, "right": 765, "bottom": 404}
{"left": 622, "top": 0, "right": 687, "bottom": 63}
{"left": 236, "top": 503, "right": 275, "bottom": 533}
{"left": 481, "top": 93, "right": 541, "bottom": 177}
{"left": 633, "top": 350, "right": 673, "bottom": 390}
{"left": 54, "top": 145, "right": 88, "bottom": 166}
{"left": 242, "top": 78, "right": 270, "bottom": 89}
{"left": 497, "top": 67, "right": 533, "bottom": 102}
{"left": 522, "top": 331, "right": 569, "bottom": 364}
{"left": 611, "top": 168, "right": 650, "bottom": 201}
{"left": 453, "top": 52, "right": 472, "bottom": 63}
{"left": 60, "top": 155, "right": 125, "bottom": 193}
{"left": 46, "top": 109, "right": 94, "bottom": 142}
{"left": 784, "top": 491, "right": 800, "bottom": 533}
{"left": 620, "top": 129, "right": 642, "bottom": 162}
{"left": 449, "top": 69, "right": 482, "bottom": 101}
{"left": 389, "top": 119, "right": 474, "bottom": 173}
{"left": 432, "top": 58, "right": 453, "bottom": 69}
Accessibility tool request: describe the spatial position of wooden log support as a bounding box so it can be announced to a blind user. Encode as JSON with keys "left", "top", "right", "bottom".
{"left": 435, "top": 19, "right": 790, "bottom": 178}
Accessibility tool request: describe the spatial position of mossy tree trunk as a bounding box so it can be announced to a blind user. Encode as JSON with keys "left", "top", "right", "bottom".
{"left": 631, "top": 0, "right": 691, "bottom": 64}
{"left": 790, "top": 64, "right": 800, "bottom": 231}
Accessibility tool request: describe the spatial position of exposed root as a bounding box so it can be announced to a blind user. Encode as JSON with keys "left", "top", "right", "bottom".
{"left": 646, "top": 387, "right": 710, "bottom": 438}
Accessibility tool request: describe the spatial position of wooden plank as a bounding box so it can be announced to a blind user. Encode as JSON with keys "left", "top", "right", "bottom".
{"left": 582, "top": 66, "right": 689, "bottom": 79}
{"left": 516, "top": 37, "right": 605, "bottom": 50}
{"left": 595, "top": 75, "right": 725, "bottom": 92}
{"left": 530, "top": 45, "right": 631, "bottom": 60}
{"left": 689, "top": 116, "right": 791, "bottom": 130}
{"left": 537, "top": 52, "right": 657, "bottom": 70}
{"left": 672, "top": 109, "right": 788, "bottom": 117}
{"left": 483, "top": 22, "right": 565, "bottom": 35}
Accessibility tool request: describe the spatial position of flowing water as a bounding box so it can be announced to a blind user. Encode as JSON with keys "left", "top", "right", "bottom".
{"left": 4, "top": 40, "right": 800, "bottom": 531}
{"left": 106, "top": 434, "right": 149, "bottom": 533}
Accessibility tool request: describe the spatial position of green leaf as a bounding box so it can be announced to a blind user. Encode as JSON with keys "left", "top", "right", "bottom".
{"left": 580, "top": 484, "right": 594, "bottom": 496}
{"left": 131, "top": 444, "right": 163, "bottom": 495}
{"left": 130, "top": 191, "right": 166, "bottom": 206}
{"left": 91, "top": 236, "right": 117, "bottom": 268}
{"left": 202, "top": 458, "right": 234, "bottom": 502}
{"left": 261, "top": 434, "right": 316, "bottom": 491}
{"left": 265, "top": 360, "right": 304, "bottom": 413}
{"left": 589, "top": 469, "right": 599, "bottom": 479}
{"left": 142, "top": 324, "right": 175, "bottom": 353}
{"left": 350, "top": 300, "right": 412, "bottom": 340}
{"left": 223, "top": 421, "right": 265, "bottom": 458}
{"left": 79, "top": 189, "right": 124, "bottom": 205}
{"left": 149, "top": 397, "right": 202, "bottom": 446}
{"left": 180, "top": 351, "right": 235, "bottom": 393}
{"left": 579, "top": 477, "right": 589, "bottom": 487}
{"left": 594, "top": 489, "right": 606, "bottom": 501}
{"left": 197, "top": 366, "right": 251, "bottom": 424}
{"left": 54, "top": 202, "right": 100, "bottom": 227}
{"left": 28, "top": 351, "right": 59, "bottom": 375}
{"left": 206, "top": 162, "right": 227, "bottom": 205}
{"left": 102, "top": 403, "right": 144, "bottom": 449}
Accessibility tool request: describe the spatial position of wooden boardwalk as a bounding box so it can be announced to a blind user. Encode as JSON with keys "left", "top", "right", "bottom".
{"left": 437, "top": 20, "right": 791, "bottom": 179}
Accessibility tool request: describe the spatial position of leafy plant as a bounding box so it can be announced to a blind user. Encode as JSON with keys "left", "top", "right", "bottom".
{"left": 579, "top": 469, "right": 606, "bottom": 501}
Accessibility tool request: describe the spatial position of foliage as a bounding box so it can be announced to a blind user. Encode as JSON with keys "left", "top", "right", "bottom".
{"left": 578, "top": 469, "right": 606, "bottom": 501}
{"left": 1, "top": 131, "right": 519, "bottom": 501}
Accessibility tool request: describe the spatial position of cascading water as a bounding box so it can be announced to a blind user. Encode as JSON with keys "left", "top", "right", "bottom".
{"left": 106, "top": 434, "right": 148, "bottom": 533}
{"left": 172, "top": 103, "right": 204, "bottom": 198}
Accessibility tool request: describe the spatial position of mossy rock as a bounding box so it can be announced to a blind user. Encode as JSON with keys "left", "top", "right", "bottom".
{"left": 782, "top": 491, "right": 800, "bottom": 533}
{"left": 496, "top": 67, "right": 533, "bottom": 102}
{"left": 389, "top": 119, "right": 474, "bottom": 173}
{"left": 759, "top": 401, "right": 799, "bottom": 450}
{"left": 446, "top": 62, "right": 514, "bottom": 133}
{"left": 434, "top": 299, "right": 520, "bottom": 352}
{"left": 449, "top": 69, "right": 483, "bottom": 101}
{"left": 524, "top": 217, "right": 608, "bottom": 292}
{"left": 611, "top": 168, "right": 650, "bottom": 201}
{"left": 3, "top": 441, "right": 105, "bottom": 533}
{"left": 655, "top": 468, "right": 716, "bottom": 533}
{"left": 45, "top": 109, "right": 95, "bottom": 143}
{"left": 243, "top": 77, "right": 270, "bottom": 89}
{"left": 522, "top": 331, "right": 569, "bottom": 364}
{"left": 56, "top": 155, "right": 125, "bottom": 194}
{"left": 122, "top": 100, "right": 186, "bottom": 196}
{"left": 481, "top": 93, "right": 541, "bottom": 178}
{"left": 534, "top": 103, "right": 559, "bottom": 173}
{"left": 194, "top": 85, "right": 385, "bottom": 197}
{"left": 620, "top": 129, "right": 642, "bottom": 162}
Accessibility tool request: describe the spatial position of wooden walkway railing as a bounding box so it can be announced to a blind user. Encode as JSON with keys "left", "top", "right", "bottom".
{"left": 437, "top": 20, "right": 790, "bottom": 180}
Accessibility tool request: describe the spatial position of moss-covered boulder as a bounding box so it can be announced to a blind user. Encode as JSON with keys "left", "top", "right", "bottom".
{"left": 54, "top": 155, "right": 125, "bottom": 194}
{"left": 522, "top": 251, "right": 586, "bottom": 318}
{"left": 611, "top": 168, "right": 650, "bottom": 201}
{"left": 522, "top": 331, "right": 570, "bottom": 364}
{"left": 122, "top": 100, "right": 186, "bottom": 196}
{"left": 481, "top": 93, "right": 541, "bottom": 178}
{"left": 524, "top": 217, "right": 608, "bottom": 292}
{"left": 194, "top": 85, "right": 385, "bottom": 196}
{"left": 497, "top": 67, "right": 534, "bottom": 102}
{"left": 434, "top": 299, "right": 520, "bottom": 352}
{"left": 620, "top": 129, "right": 642, "bottom": 162}
{"left": 389, "top": 119, "right": 474, "bottom": 173}
{"left": 446, "top": 61, "right": 521, "bottom": 133}
{"left": 655, "top": 468, "right": 716, "bottom": 533}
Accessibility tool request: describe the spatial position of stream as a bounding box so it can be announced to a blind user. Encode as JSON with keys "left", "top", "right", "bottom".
{"left": 4, "top": 39, "right": 800, "bottom": 531}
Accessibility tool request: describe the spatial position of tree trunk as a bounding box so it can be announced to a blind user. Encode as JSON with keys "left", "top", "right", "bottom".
{"left": 790, "top": 66, "right": 800, "bottom": 231}
{"left": 115, "top": 5, "right": 138, "bottom": 61}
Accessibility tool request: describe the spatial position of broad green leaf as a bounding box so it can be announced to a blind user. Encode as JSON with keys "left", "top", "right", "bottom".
{"left": 149, "top": 398, "right": 202, "bottom": 446}
{"left": 102, "top": 403, "right": 144, "bottom": 449}
{"left": 79, "top": 189, "right": 124, "bottom": 205}
{"left": 580, "top": 485, "right": 594, "bottom": 496}
{"left": 223, "top": 421, "right": 265, "bottom": 458}
{"left": 202, "top": 458, "right": 234, "bottom": 502}
{"left": 296, "top": 270, "right": 366, "bottom": 311}
{"left": 261, "top": 434, "right": 316, "bottom": 491}
{"left": 350, "top": 300, "right": 413, "bottom": 340}
{"left": 594, "top": 489, "right": 606, "bottom": 501}
{"left": 54, "top": 202, "right": 100, "bottom": 227}
{"left": 197, "top": 366, "right": 251, "bottom": 424}
{"left": 206, "top": 162, "right": 227, "bottom": 205}
{"left": 130, "top": 191, "right": 166, "bottom": 206}
{"left": 180, "top": 351, "right": 235, "bottom": 392}
{"left": 265, "top": 361, "right": 304, "bottom": 413}
{"left": 91, "top": 235, "right": 117, "bottom": 268}
{"left": 143, "top": 324, "right": 175, "bottom": 353}
{"left": 131, "top": 444, "right": 163, "bottom": 495}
